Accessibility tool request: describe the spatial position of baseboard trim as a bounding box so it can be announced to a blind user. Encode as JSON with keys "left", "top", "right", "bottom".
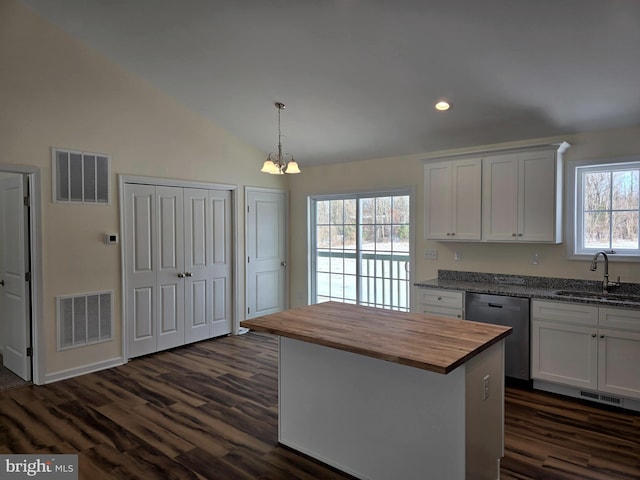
{"left": 45, "top": 357, "right": 124, "bottom": 384}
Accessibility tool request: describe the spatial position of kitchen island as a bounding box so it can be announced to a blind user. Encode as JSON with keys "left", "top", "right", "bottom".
{"left": 241, "top": 302, "right": 512, "bottom": 480}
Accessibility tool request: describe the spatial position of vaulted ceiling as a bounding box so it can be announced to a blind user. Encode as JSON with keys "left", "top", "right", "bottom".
{"left": 18, "top": 0, "right": 640, "bottom": 165}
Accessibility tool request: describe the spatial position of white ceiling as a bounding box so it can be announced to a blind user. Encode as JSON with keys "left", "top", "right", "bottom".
{"left": 18, "top": 0, "right": 640, "bottom": 166}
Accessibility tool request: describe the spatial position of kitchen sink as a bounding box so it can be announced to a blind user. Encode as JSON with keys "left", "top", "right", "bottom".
{"left": 553, "top": 290, "right": 640, "bottom": 303}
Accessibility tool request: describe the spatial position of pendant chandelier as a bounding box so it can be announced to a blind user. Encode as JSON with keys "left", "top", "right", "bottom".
{"left": 261, "top": 102, "right": 301, "bottom": 175}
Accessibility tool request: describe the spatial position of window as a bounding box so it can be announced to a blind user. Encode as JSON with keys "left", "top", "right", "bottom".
{"left": 574, "top": 161, "right": 640, "bottom": 256}
{"left": 309, "top": 190, "right": 413, "bottom": 311}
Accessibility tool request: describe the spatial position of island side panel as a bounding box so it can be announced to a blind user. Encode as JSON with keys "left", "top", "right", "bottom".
{"left": 279, "top": 337, "right": 467, "bottom": 480}
{"left": 465, "top": 339, "right": 505, "bottom": 480}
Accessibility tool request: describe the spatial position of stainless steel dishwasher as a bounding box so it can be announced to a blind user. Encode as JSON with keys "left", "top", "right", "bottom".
{"left": 465, "top": 293, "right": 530, "bottom": 380}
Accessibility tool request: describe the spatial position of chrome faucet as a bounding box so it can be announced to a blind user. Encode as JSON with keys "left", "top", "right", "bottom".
{"left": 589, "top": 251, "right": 619, "bottom": 293}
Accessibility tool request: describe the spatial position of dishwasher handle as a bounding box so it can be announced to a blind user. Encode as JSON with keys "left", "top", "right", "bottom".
{"left": 487, "top": 302, "right": 503, "bottom": 308}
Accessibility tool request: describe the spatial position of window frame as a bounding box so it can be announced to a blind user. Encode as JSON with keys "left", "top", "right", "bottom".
{"left": 568, "top": 157, "right": 640, "bottom": 262}
{"left": 308, "top": 187, "right": 415, "bottom": 311}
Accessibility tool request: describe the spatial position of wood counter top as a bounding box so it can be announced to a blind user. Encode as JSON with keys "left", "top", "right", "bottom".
{"left": 240, "top": 302, "right": 511, "bottom": 374}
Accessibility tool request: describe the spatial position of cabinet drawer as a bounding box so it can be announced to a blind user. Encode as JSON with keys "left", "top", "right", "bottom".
{"left": 418, "top": 288, "right": 464, "bottom": 309}
{"left": 531, "top": 300, "right": 598, "bottom": 326}
{"left": 420, "top": 305, "right": 464, "bottom": 319}
{"left": 599, "top": 307, "right": 640, "bottom": 332}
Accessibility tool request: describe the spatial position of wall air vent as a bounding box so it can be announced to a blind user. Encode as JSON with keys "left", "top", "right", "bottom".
{"left": 52, "top": 148, "right": 110, "bottom": 204}
{"left": 57, "top": 291, "right": 113, "bottom": 350}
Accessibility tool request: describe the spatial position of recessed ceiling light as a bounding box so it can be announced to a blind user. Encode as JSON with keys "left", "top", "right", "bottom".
{"left": 435, "top": 101, "right": 450, "bottom": 111}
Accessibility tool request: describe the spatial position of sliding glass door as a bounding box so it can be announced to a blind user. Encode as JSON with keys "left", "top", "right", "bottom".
{"left": 310, "top": 190, "right": 413, "bottom": 311}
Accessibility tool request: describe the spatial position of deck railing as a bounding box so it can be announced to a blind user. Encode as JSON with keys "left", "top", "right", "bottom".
{"left": 316, "top": 250, "right": 411, "bottom": 311}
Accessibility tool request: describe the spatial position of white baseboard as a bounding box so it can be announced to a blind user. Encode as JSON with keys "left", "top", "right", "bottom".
{"left": 44, "top": 356, "right": 124, "bottom": 384}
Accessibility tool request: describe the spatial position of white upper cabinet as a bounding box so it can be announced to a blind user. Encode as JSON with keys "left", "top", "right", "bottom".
{"left": 424, "top": 142, "right": 568, "bottom": 243}
{"left": 482, "top": 146, "right": 564, "bottom": 243}
{"left": 425, "top": 158, "right": 482, "bottom": 240}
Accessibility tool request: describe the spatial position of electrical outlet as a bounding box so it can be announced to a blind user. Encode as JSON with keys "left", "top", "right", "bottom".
{"left": 424, "top": 249, "right": 438, "bottom": 260}
{"left": 531, "top": 253, "right": 540, "bottom": 265}
{"left": 482, "top": 374, "right": 490, "bottom": 401}
{"left": 454, "top": 251, "right": 461, "bottom": 261}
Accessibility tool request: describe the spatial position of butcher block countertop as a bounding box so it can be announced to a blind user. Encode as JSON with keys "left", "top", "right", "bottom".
{"left": 240, "top": 302, "right": 511, "bottom": 374}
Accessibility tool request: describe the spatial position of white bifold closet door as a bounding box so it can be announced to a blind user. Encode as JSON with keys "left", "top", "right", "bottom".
{"left": 124, "top": 184, "right": 232, "bottom": 359}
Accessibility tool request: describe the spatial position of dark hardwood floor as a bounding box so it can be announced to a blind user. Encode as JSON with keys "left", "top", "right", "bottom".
{"left": 0, "top": 353, "right": 30, "bottom": 392}
{"left": 1, "top": 332, "right": 638, "bottom": 479}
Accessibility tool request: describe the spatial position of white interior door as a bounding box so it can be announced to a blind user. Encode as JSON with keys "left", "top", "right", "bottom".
{"left": 208, "top": 189, "right": 232, "bottom": 336}
{"left": 184, "top": 188, "right": 210, "bottom": 343}
{"left": 124, "top": 183, "right": 157, "bottom": 358}
{"left": 155, "top": 186, "right": 185, "bottom": 351}
{"left": 126, "top": 181, "right": 234, "bottom": 357}
{"left": 0, "top": 175, "right": 31, "bottom": 380}
{"left": 246, "top": 188, "right": 287, "bottom": 319}
{"left": 125, "top": 184, "right": 185, "bottom": 356}
{"left": 184, "top": 188, "right": 233, "bottom": 342}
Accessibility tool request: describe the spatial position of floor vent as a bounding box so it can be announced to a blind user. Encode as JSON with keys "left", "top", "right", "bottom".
{"left": 580, "top": 390, "right": 622, "bottom": 405}
{"left": 580, "top": 390, "right": 599, "bottom": 399}
{"left": 57, "top": 291, "right": 113, "bottom": 350}
{"left": 599, "top": 394, "right": 622, "bottom": 405}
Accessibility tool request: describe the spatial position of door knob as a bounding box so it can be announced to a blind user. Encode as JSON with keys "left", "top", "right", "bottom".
{"left": 281, "top": 261, "right": 287, "bottom": 267}
{"left": 177, "top": 273, "right": 185, "bottom": 278}
{"left": 185, "top": 272, "right": 193, "bottom": 277}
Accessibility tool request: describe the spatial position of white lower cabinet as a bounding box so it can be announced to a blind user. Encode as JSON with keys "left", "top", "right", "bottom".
{"left": 532, "top": 300, "right": 640, "bottom": 401}
{"left": 598, "top": 327, "right": 640, "bottom": 398}
{"left": 532, "top": 319, "right": 598, "bottom": 389}
{"left": 417, "top": 287, "right": 464, "bottom": 319}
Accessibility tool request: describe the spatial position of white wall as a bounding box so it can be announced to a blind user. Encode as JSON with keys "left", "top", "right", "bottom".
{"left": 288, "top": 126, "right": 640, "bottom": 308}
{"left": 0, "top": 0, "right": 285, "bottom": 378}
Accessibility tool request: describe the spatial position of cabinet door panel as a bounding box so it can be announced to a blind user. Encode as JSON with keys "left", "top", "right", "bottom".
{"left": 482, "top": 154, "right": 518, "bottom": 241}
{"left": 451, "top": 159, "right": 481, "bottom": 240}
{"left": 519, "top": 151, "right": 557, "bottom": 242}
{"left": 531, "top": 320, "right": 598, "bottom": 389}
{"left": 598, "top": 329, "right": 640, "bottom": 399}
{"left": 424, "top": 162, "right": 452, "bottom": 239}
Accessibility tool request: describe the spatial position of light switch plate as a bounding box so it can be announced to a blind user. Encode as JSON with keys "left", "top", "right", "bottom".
{"left": 425, "top": 249, "right": 438, "bottom": 260}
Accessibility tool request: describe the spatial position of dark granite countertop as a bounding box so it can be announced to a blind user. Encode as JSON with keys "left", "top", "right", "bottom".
{"left": 415, "top": 270, "right": 640, "bottom": 309}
